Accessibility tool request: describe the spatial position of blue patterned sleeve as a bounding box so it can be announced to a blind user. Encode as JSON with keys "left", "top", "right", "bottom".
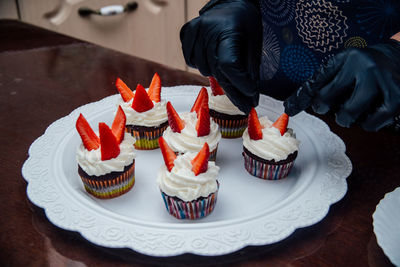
{"left": 259, "top": 0, "right": 400, "bottom": 100}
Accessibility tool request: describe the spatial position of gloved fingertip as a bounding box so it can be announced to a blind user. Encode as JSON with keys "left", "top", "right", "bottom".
{"left": 335, "top": 111, "right": 355, "bottom": 128}
{"left": 312, "top": 101, "right": 330, "bottom": 114}
{"left": 283, "top": 84, "right": 316, "bottom": 116}
{"left": 360, "top": 122, "right": 380, "bottom": 132}
{"left": 239, "top": 104, "right": 252, "bottom": 115}
{"left": 283, "top": 101, "right": 301, "bottom": 116}
{"left": 251, "top": 95, "right": 259, "bottom": 108}
{"left": 360, "top": 119, "right": 390, "bottom": 132}
{"left": 360, "top": 108, "right": 396, "bottom": 132}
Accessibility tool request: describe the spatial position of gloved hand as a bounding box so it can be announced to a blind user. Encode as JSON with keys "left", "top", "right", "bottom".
{"left": 180, "top": 0, "right": 262, "bottom": 114}
{"left": 284, "top": 39, "right": 400, "bottom": 131}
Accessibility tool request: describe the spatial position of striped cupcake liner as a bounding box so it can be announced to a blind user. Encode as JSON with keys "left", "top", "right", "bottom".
{"left": 126, "top": 123, "right": 168, "bottom": 150}
{"left": 174, "top": 146, "right": 218, "bottom": 162}
{"left": 209, "top": 147, "right": 218, "bottom": 161}
{"left": 160, "top": 188, "right": 218, "bottom": 220}
{"left": 211, "top": 116, "right": 248, "bottom": 138}
{"left": 243, "top": 151, "right": 295, "bottom": 180}
{"left": 80, "top": 162, "right": 135, "bottom": 199}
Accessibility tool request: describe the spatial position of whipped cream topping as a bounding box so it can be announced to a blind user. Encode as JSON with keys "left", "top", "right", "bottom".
{"left": 207, "top": 88, "right": 245, "bottom": 115}
{"left": 117, "top": 95, "right": 168, "bottom": 127}
{"left": 162, "top": 112, "right": 221, "bottom": 153}
{"left": 76, "top": 133, "right": 136, "bottom": 176}
{"left": 242, "top": 116, "right": 300, "bottom": 161}
{"left": 157, "top": 152, "right": 219, "bottom": 202}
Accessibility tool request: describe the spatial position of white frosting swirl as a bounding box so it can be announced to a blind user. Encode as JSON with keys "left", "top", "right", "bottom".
{"left": 162, "top": 112, "right": 221, "bottom": 153}
{"left": 242, "top": 116, "right": 300, "bottom": 161}
{"left": 76, "top": 133, "right": 136, "bottom": 176}
{"left": 208, "top": 88, "right": 245, "bottom": 115}
{"left": 157, "top": 152, "right": 219, "bottom": 202}
{"left": 117, "top": 95, "right": 168, "bottom": 127}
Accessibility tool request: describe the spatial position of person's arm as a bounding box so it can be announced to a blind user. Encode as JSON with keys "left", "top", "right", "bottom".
{"left": 284, "top": 33, "right": 400, "bottom": 131}
{"left": 180, "top": 0, "right": 262, "bottom": 114}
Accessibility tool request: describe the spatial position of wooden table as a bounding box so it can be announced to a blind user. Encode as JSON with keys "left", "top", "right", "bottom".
{"left": 1, "top": 19, "right": 398, "bottom": 266}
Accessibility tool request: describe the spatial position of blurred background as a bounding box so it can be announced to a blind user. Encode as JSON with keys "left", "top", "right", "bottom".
{"left": 0, "top": 0, "right": 208, "bottom": 72}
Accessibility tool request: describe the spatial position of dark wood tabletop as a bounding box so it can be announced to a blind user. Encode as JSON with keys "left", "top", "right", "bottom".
{"left": 1, "top": 19, "right": 398, "bottom": 267}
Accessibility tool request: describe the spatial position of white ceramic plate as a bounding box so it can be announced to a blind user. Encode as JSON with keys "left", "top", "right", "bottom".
{"left": 373, "top": 187, "right": 400, "bottom": 266}
{"left": 22, "top": 85, "right": 352, "bottom": 257}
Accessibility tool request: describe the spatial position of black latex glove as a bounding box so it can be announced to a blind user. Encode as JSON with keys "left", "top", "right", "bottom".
{"left": 284, "top": 39, "right": 400, "bottom": 131}
{"left": 180, "top": 0, "right": 262, "bottom": 114}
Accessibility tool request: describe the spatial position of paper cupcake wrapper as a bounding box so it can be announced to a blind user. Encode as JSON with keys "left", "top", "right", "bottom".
{"left": 211, "top": 116, "right": 248, "bottom": 138}
{"left": 174, "top": 146, "right": 218, "bottom": 162}
{"left": 126, "top": 124, "right": 168, "bottom": 150}
{"left": 160, "top": 190, "right": 218, "bottom": 220}
{"left": 80, "top": 162, "right": 135, "bottom": 199}
{"left": 209, "top": 146, "right": 218, "bottom": 161}
{"left": 243, "top": 151, "right": 295, "bottom": 180}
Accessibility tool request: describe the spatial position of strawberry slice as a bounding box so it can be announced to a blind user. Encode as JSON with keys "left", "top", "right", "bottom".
{"left": 209, "top": 76, "right": 224, "bottom": 96}
{"left": 190, "top": 87, "right": 209, "bottom": 114}
{"left": 111, "top": 106, "right": 126, "bottom": 144}
{"left": 116, "top": 78, "right": 134, "bottom": 102}
{"left": 158, "top": 136, "right": 177, "bottom": 172}
{"left": 166, "top": 101, "right": 185, "bottom": 133}
{"left": 147, "top": 72, "right": 161, "bottom": 103}
{"left": 196, "top": 105, "right": 210, "bottom": 137}
{"left": 272, "top": 113, "right": 289, "bottom": 135}
{"left": 248, "top": 107, "right": 263, "bottom": 140}
{"left": 76, "top": 113, "right": 100, "bottom": 151}
{"left": 191, "top": 142, "right": 210, "bottom": 176}
{"left": 131, "top": 84, "right": 154, "bottom": 112}
{"left": 99, "top": 122, "right": 120, "bottom": 161}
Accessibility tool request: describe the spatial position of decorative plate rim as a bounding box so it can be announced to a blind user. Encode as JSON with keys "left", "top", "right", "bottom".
{"left": 373, "top": 187, "right": 400, "bottom": 266}
{"left": 22, "top": 85, "right": 352, "bottom": 256}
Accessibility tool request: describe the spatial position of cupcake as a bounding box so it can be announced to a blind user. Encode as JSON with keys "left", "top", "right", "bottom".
{"left": 162, "top": 89, "right": 221, "bottom": 161}
{"left": 115, "top": 73, "right": 168, "bottom": 150}
{"left": 76, "top": 106, "right": 136, "bottom": 198}
{"left": 208, "top": 77, "right": 248, "bottom": 138}
{"left": 157, "top": 137, "right": 219, "bottom": 219}
{"left": 242, "top": 108, "right": 299, "bottom": 180}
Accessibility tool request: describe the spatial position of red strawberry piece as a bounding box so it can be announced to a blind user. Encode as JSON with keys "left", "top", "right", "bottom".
{"left": 208, "top": 76, "right": 224, "bottom": 96}
{"left": 191, "top": 142, "right": 210, "bottom": 176}
{"left": 196, "top": 105, "right": 210, "bottom": 137}
{"left": 158, "top": 136, "right": 177, "bottom": 172}
{"left": 76, "top": 113, "right": 100, "bottom": 151}
{"left": 248, "top": 107, "right": 263, "bottom": 140}
{"left": 166, "top": 101, "right": 185, "bottom": 133}
{"left": 111, "top": 106, "right": 126, "bottom": 144}
{"left": 147, "top": 72, "right": 161, "bottom": 103}
{"left": 272, "top": 113, "right": 289, "bottom": 135}
{"left": 116, "top": 78, "right": 134, "bottom": 102}
{"left": 131, "top": 84, "right": 154, "bottom": 112}
{"left": 99, "top": 122, "right": 120, "bottom": 161}
{"left": 190, "top": 87, "right": 209, "bottom": 114}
